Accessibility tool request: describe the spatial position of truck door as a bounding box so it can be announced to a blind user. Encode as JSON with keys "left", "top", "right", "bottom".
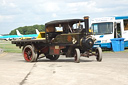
{"left": 114, "top": 23, "right": 121, "bottom": 38}
{"left": 117, "top": 23, "right": 122, "bottom": 38}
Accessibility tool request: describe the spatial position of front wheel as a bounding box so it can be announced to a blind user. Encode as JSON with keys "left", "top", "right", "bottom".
{"left": 96, "top": 47, "right": 102, "bottom": 62}
{"left": 46, "top": 55, "right": 59, "bottom": 60}
{"left": 22, "top": 45, "right": 37, "bottom": 62}
{"left": 74, "top": 48, "right": 80, "bottom": 63}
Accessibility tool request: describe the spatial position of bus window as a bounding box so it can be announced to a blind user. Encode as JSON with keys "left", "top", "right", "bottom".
{"left": 124, "top": 20, "right": 128, "bottom": 30}
{"left": 91, "top": 22, "right": 113, "bottom": 35}
{"left": 93, "top": 24, "right": 98, "bottom": 33}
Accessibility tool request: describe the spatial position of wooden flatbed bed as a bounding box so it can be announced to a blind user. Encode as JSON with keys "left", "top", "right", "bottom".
{"left": 12, "top": 39, "right": 46, "bottom": 47}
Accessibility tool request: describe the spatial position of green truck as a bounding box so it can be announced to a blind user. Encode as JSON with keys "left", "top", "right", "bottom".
{"left": 12, "top": 16, "right": 102, "bottom": 63}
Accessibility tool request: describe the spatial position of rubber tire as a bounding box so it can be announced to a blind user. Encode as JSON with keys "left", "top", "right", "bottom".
{"left": 22, "top": 45, "right": 37, "bottom": 62}
{"left": 74, "top": 48, "right": 80, "bottom": 63}
{"left": 46, "top": 55, "right": 59, "bottom": 60}
{"left": 96, "top": 47, "right": 102, "bottom": 62}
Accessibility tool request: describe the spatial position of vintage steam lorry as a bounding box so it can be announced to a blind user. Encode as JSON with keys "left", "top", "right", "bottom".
{"left": 12, "top": 16, "right": 102, "bottom": 63}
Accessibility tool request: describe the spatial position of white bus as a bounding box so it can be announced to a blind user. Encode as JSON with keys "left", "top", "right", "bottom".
{"left": 91, "top": 16, "right": 128, "bottom": 48}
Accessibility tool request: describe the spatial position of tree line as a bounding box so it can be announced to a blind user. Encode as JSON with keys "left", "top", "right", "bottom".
{"left": 9, "top": 24, "right": 45, "bottom": 35}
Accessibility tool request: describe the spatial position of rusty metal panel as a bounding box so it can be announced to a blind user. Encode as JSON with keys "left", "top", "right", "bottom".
{"left": 49, "top": 46, "right": 60, "bottom": 55}
{"left": 53, "top": 33, "right": 81, "bottom": 45}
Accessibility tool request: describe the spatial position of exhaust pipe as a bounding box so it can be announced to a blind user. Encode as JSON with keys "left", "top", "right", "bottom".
{"left": 84, "top": 16, "right": 89, "bottom": 35}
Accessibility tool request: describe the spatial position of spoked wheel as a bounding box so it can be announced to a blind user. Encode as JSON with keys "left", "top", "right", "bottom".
{"left": 23, "top": 45, "right": 37, "bottom": 62}
{"left": 96, "top": 47, "right": 102, "bottom": 62}
{"left": 46, "top": 55, "right": 59, "bottom": 61}
{"left": 74, "top": 48, "right": 80, "bottom": 63}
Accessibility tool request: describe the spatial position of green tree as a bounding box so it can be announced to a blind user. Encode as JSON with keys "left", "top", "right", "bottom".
{"left": 9, "top": 24, "right": 45, "bottom": 35}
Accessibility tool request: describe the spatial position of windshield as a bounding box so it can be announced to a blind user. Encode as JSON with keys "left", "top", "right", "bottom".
{"left": 73, "top": 22, "right": 85, "bottom": 29}
{"left": 91, "top": 22, "right": 113, "bottom": 35}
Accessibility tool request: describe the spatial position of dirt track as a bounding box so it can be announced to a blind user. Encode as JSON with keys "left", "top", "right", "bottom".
{"left": 0, "top": 52, "right": 128, "bottom": 85}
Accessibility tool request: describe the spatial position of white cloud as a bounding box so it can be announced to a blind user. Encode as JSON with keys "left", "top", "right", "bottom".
{"left": 1, "top": 0, "right": 17, "bottom": 8}
{"left": 2, "top": 0, "right": 6, "bottom": 6}
{"left": 0, "top": 15, "right": 14, "bottom": 22}
{"left": 9, "top": 3, "right": 17, "bottom": 8}
{"left": 44, "top": 2, "right": 60, "bottom": 12}
{"left": 34, "top": 2, "right": 60, "bottom": 14}
{"left": 66, "top": 1, "right": 103, "bottom": 14}
{"left": 52, "top": 13, "right": 57, "bottom": 18}
{"left": 0, "top": 0, "right": 128, "bottom": 34}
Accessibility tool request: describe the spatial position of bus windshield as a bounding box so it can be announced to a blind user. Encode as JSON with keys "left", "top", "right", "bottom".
{"left": 91, "top": 22, "right": 113, "bottom": 35}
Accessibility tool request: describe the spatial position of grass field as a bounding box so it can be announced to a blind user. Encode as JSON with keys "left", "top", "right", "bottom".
{"left": 0, "top": 40, "right": 22, "bottom": 53}
{"left": 0, "top": 40, "right": 128, "bottom": 53}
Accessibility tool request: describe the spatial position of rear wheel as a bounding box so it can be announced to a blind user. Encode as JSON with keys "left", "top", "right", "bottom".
{"left": 46, "top": 55, "right": 59, "bottom": 60}
{"left": 96, "top": 47, "right": 102, "bottom": 62}
{"left": 22, "top": 45, "right": 37, "bottom": 62}
{"left": 74, "top": 48, "right": 80, "bottom": 63}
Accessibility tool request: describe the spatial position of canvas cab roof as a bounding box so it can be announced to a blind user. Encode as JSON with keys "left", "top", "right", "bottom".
{"left": 45, "top": 19, "right": 84, "bottom": 26}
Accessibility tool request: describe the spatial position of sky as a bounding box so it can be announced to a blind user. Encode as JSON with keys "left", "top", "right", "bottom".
{"left": 0, "top": 0, "right": 128, "bottom": 34}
